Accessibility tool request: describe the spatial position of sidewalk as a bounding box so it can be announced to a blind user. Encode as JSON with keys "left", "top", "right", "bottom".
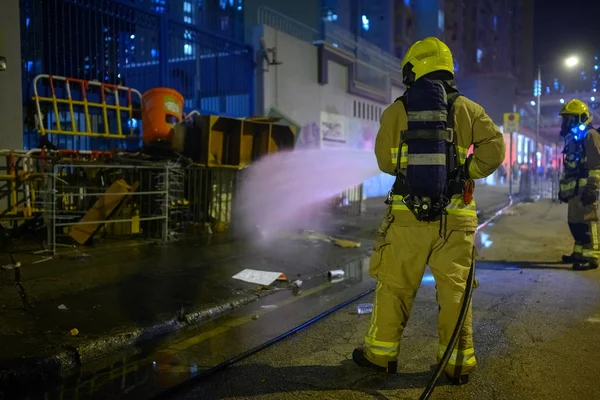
{"left": 0, "top": 185, "right": 511, "bottom": 389}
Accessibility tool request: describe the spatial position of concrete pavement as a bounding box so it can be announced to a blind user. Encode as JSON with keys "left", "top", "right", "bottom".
{"left": 182, "top": 200, "right": 600, "bottom": 400}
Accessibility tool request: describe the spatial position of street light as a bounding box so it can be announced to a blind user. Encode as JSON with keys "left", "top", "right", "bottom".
{"left": 565, "top": 56, "right": 580, "bottom": 68}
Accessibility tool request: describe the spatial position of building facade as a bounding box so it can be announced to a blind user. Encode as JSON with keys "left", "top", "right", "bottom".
{"left": 442, "top": 0, "right": 534, "bottom": 123}
{"left": 444, "top": 0, "right": 533, "bottom": 89}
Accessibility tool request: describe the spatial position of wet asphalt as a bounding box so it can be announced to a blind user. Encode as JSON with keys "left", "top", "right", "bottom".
{"left": 174, "top": 201, "right": 600, "bottom": 400}
{"left": 1, "top": 185, "right": 525, "bottom": 399}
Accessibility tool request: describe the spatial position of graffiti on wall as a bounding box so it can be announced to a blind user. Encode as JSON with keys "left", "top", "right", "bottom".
{"left": 320, "top": 112, "right": 348, "bottom": 148}
{"left": 294, "top": 112, "right": 392, "bottom": 197}
{"left": 348, "top": 118, "right": 378, "bottom": 150}
{"left": 296, "top": 122, "right": 321, "bottom": 149}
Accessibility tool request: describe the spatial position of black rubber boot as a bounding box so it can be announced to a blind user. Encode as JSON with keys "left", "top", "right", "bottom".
{"left": 352, "top": 347, "right": 397, "bottom": 373}
{"left": 562, "top": 253, "right": 582, "bottom": 263}
{"left": 573, "top": 261, "right": 599, "bottom": 271}
{"left": 445, "top": 373, "right": 470, "bottom": 385}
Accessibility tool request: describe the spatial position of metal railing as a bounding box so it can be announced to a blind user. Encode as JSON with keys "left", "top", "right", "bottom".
{"left": 513, "top": 170, "right": 560, "bottom": 202}
{"left": 331, "top": 184, "right": 364, "bottom": 217}
{"left": 256, "top": 6, "right": 403, "bottom": 86}
{"left": 256, "top": 6, "right": 320, "bottom": 43}
{"left": 39, "top": 163, "right": 170, "bottom": 255}
{"left": 33, "top": 75, "right": 143, "bottom": 143}
{"left": 22, "top": 0, "right": 254, "bottom": 151}
{"left": 34, "top": 161, "right": 244, "bottom": 254}
{"left": 332, "top": 27, "right": 402, "bottom": 79}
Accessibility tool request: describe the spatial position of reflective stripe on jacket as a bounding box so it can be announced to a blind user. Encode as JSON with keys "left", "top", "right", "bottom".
{"left": 375, "top": 96, "right": 505, "bottom": 230}
{"left": 559, "top": 128, "right": 600, "bottom": 201}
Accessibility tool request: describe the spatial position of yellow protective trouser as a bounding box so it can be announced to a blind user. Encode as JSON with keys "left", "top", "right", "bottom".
{"left": 567, "top": 197, "right": 600, "bottom": 261}
{"left": 365, "top": 219, "right": 476, "bottom": 377}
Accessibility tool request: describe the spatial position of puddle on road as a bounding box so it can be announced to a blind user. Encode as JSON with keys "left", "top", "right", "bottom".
{"left": 14, "top": 256, "right": 387, "bottom": 400}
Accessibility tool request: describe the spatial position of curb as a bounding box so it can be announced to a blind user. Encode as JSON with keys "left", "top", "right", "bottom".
{"left": 0, "top": 291, "right": 267, "bottom": 391}
{"left": 0, "top": 248, "right": 376, "bottom": 391}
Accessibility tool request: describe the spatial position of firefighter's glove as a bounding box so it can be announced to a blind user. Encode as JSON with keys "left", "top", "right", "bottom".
{"left": 462, "top": 155, "right": 474, "bottom": 180}
{"left": 581, "top": 189, "right": 597, "bottom": 206}
{"left": 558, "top": 192, "right": 569, "bottom": 203}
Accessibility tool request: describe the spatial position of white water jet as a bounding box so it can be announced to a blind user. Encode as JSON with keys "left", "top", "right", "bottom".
{"left": 236, "top": 148, "right": 381, "bottom": 240}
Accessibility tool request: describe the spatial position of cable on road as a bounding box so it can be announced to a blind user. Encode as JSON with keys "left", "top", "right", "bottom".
{"left": 151, "top": 285, "right": 376, "bottom": 400}
{"left": 419, "top": 197, "right": 513, "bottom": 399}
{"left": 419, "top": 249, "right": 476, "bottom": 400}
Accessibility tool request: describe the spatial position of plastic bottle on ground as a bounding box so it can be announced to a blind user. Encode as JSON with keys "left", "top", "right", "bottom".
{"left": 357, "top": 303, "right": 373, "bottom": 314}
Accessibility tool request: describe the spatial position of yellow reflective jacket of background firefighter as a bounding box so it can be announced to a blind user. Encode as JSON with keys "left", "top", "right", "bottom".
{"left": 375, "top": 95, "right": 506, "bottom": 231}
{"left": 559, "top": 128, "right": 600, "bottom": 199}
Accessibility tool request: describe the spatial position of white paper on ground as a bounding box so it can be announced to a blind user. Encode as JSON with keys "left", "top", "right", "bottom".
{"left": 232, "top": 269, "right": 283, "bottom": 286}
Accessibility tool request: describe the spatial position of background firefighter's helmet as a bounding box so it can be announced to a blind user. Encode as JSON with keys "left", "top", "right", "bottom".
{"left": 559, "top": 99, "right": 594, "bottom": 137}
{"left": 401, "top": 37, "right": 454, "bottom": 87}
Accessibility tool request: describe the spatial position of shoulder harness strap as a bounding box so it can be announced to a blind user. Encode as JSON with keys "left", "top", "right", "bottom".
{"left": 446, "top": 92, "right": 461, "bottom": 131}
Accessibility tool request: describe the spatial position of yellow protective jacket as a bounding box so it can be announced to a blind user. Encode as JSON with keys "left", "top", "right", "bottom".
{"left": 559, "top": 128, "right": 600, "bottom": 201}
{"left": 375, "top": 95, "right": 505, "bottom": 231}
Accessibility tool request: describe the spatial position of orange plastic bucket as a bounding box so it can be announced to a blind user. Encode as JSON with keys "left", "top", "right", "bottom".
{"left": 141, "top": 88, "right": 184, "bottom": 145}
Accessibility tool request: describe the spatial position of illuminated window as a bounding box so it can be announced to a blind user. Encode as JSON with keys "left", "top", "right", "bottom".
{"left": 476, "top": 48, "right": 483, "bottom": 64}
{"left": 219, "top": 0, "right": 235, "bottom": 9}
{"left": 404, "top": 0, "right": 410, "bottom": 5}
{"left": 362, "top": 15, "right": 370, "bottom": 31}
{"left": 325, "top": 10, "right": 338, "bottom": 21}
{"left": 184, "top": 16, "right": 192, "bottom": 23}
{"left": 220, "top": 16, "right": 229, "bottom": 30}
{"left": 153, "top": 0, "right": 166, "bottom": 13}
{"left": 184, "top": 44, "right": 193, "bottom": 55}
{"left": 183, "top": 2, "right": 192, "bottom": 13}
{"left": 438, "top": 10, "right": 444, "bottom": 31}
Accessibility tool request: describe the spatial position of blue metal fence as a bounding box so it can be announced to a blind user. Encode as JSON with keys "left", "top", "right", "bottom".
{"left": 21, "top": 0, "right": 254, "bottom": 151}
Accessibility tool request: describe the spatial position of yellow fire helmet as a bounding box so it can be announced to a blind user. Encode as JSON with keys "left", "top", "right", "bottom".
{"left": 559, "top": 99, "right": 593, "bottom": 125}
{"left": 401, "top": 37, "right": 454, "bottom": 86}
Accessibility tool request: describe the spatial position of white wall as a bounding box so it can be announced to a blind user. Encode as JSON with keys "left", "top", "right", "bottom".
{"left": 258, "top": 25, "right": 403, "bottom": 138}
{"left": 256, "top": 24, "right": 401, "bottom": 196}
{"left": 391, "top": 85, "right": 405, "bottom": 101}
{"left": 0, "top": 0, "right": 23, "bottom": 149}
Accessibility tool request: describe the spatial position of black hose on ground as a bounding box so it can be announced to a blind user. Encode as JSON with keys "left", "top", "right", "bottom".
{"left": 152, "top": 286, "right": 376, "bottom": 400}
{"left": 419, "top": 249, "right": 476, "bottom": 400}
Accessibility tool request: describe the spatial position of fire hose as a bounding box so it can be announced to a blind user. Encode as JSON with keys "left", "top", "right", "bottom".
{"left": 420, "top": 197, "right": 513, "bottom": 399}
{"left": 419, "top": 250, "right": 476, "bottom": 400}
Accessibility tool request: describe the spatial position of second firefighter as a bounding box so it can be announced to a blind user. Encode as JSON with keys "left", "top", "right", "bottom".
{"left": 559, "top": 99, "right": 600, "bottom": 271}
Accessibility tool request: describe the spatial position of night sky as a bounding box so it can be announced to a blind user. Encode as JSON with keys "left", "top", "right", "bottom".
{"left": 534, "top": 0, "right": 600, "bottom": 67}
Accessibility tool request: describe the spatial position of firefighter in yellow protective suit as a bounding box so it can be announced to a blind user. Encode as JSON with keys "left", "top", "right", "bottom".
{"left": 352, "top": 37, "right": 505, "bottom": 384}
{"left": 558, "top": 99, "right": 600, "bottom": 271}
